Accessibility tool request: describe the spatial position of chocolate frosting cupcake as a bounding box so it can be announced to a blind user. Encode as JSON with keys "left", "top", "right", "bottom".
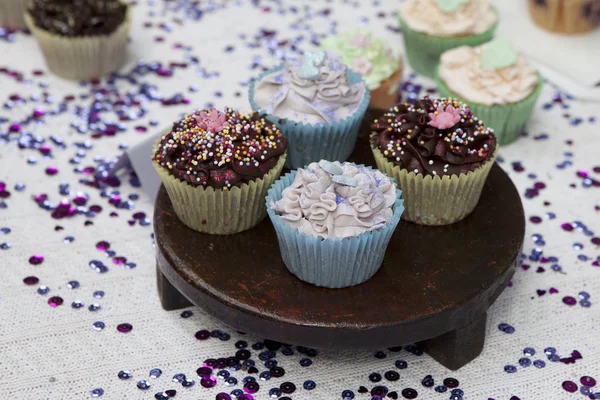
{"left": 153, "top": 108, "right": 288, "bottom": 189}
{"left": 28, "top": 0, "right": 127, "bottom": 36}
{"left": 371, "top": 98, "right": 496, "bottom": 177}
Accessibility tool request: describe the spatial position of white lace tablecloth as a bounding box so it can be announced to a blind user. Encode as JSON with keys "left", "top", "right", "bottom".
{"left": 1, "top": 1, "right": 599, "bottom": 400}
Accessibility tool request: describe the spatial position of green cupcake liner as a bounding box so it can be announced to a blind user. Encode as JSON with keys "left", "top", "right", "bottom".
{"left": 435, "top": 71, "right": 544, "bottom": 145}
{"left": 0, "top": 0, "right": 29, "bottom": 29}
{"left": 152, "top": 131, "right": 287, "bottom": 235}
{"left": 371, "top": 142, "right": 497, "bottom": 226}
{"left": 398, "top": 14, "right": 497, "bottom": 78}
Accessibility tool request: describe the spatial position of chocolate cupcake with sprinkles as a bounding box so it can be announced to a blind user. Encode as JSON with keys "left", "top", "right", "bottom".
{"left": 152, "top": 108, "right": 288, "bottom": 234}
{"left": 370, "top": 97, "right": 497, "bottom": 225}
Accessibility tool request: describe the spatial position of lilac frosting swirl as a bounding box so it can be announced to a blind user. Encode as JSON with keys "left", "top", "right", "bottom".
{"left": 270, "top": 161, "right": 397, "bottom": 239}
{"left": 253, "top": 52, "right": 366, "bottom": 125}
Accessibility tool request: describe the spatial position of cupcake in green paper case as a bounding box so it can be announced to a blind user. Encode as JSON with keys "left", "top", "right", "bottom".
{"left": 370, "top": 97, "right": 497, "bottom": 226}
{"left": 0, "top": 0, "right": 29, "bottom": 29}
{"left": 435, "top": 38, "right": 543, "bottom": 145}
{"left": 249, "top": 51, "right": 369, "bottom": 169}
{"left": 320, "top": 29, "right": 404, "bottom": 110}
{"left": 152, "top": 108, "right": 288, "bottom": 235}
{"left": 398, "top": 0, "right": 498, "bottom": 78}
{"left": 25, "top": 0, "right": 131, "bottom": 80}
{"left": 266, "top": 160, "right": 404, "bottom": 288}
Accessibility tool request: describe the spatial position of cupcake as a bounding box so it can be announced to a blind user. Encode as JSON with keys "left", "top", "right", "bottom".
{"left": 152, "top": 108, "right": 288, "bottom": 235}
{"left": 0, "top": 0, "right": 29, "bottom": 29}
{"left": 249, "top": 51, "right": 369, "bottom": 169}
{"left": 371, "top": 98, "right": 497, "bottom": 225}
{"left": 25, "top": 0, "right": 131, "bottom": 80}
{"left": 398, "top": 0, "right": 498, "bottom": 78}
{"left": 266, "top": 160, "right": 404, "bottom": 288}
{"left": 529, "top": 0, "right": 600, "bottom": 34}
{"left": 320, "top": 29, "right": 403, "bottom": 110}
{"left": 435, "top": 38, "right": 543, "bottom": 145}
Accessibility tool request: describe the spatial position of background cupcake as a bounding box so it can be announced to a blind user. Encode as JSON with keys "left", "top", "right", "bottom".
{"left": 371, "top": 98, "right": 497, "bottom": 225}
{"left": 152, "top": 108, "right": 287, "bottom": 235}
{"left": 529, "top": 0, "right": 600, "bottom": 34}
{"left": 249, "top": 51, "right": 369, "bottom": 169}
{"left": 0, "top": 0, "right": 29, "bottom": 29}
{"left": 25, "top": 0, "right": 131, "bottom": 80}
{"left": 320, "top": 29, "right": 403, "bottom": 110}
{"left": 398, "top": 0, "right": 498, "bottom": 78}
{"left": 436, "top": 38, "right": 543, "bottom": 145}
{"left": 266, "top": 160, "right": 404, "bottom": 288}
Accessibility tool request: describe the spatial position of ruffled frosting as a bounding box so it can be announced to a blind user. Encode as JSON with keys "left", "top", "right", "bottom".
{"left": 320, "top": 30, "right": 401, "bottom": 91}
{"left": 400, "top": 0, "right": 497, "bottom": 37}
{"left": 271, "top": 161, "right": 397, "bottom": 239}
{"left": 253, "top": 52, "right": 367, "bottom": 125}
{"left": 439, "top": 45, "right": 539, "bottom": 106}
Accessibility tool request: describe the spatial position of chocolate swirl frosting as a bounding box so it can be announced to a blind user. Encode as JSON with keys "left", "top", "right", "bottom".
{"left": 153, "top": 108, "right": 287, "bottom": 189}
{"left": 371, "top": 98, "right": 496, "bottom": 176}
{"left": 28, "top": 0, "right": 128, "bottom": 37}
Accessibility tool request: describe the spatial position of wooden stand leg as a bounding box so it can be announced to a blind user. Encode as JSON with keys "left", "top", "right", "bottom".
{"left": 157, "top": 265, "right": 192, "bottom": 311}
{"left": 418, "top": 313, "right": 487, "bottom": 371}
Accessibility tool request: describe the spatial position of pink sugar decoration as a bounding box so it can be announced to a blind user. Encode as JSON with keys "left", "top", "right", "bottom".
{"left": 428, "top": 105, "right": 461, "bottom": 130}
{"left": 193, "top": 108, "right": 229, "bottom": 133}
{"left": 351, "top": 57, "right": 373, "bottom": 76}
{"left": 350, "top": 33, "right": 372, "bottom": 48}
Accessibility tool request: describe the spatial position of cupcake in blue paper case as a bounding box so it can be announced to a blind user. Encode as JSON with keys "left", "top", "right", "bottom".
{"left": 266, "top": 160, "right": 404, "bottom": 289}
{"left": 398, "top": 0, "right": 498, "bottom": 78}
{"left": 249, "top": 51, "right": 369, "bottom": 169}
{"left": 435, "top": 38, "right": 543, "bottom": 145}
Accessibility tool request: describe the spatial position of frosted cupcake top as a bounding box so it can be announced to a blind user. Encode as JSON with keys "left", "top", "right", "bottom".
{"left": 271, "top": 160, "right": 397, "bottom": 239}
{"left": 320, "top": 30, "right": 401, "bottom": 91}
{"left": 371, "top": 98, "right": 496, "bottom": 177}
{"left": 28, "top": 0, "right": 128, "bottom": 36}
{"left": 400, "top": 0, "right": 497, "bottom": 37}
{"left": 438, "top": 39, "right": 539, "bottom": 106}
{"left": 153, "top": 108, "right": 287, "bottom": 189}
{"left": 252, "top": 51, "right": 367, "bottom": 125}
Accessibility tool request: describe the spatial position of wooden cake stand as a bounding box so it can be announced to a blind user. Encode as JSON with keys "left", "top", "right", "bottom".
{"left": 153, "top": 125, "right": 525, "bottom": 370}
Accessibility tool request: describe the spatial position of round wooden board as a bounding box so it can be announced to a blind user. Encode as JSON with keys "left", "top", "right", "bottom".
{"left": 154, "top": 118, "right": 525, "bottom": 370}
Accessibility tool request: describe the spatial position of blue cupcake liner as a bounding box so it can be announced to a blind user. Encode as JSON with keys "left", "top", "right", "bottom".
{"left": 249, "top": 64, "right": 370, "bottom": 169}
{"left": 265, "top": 167, "right": 404, "bottom": 288}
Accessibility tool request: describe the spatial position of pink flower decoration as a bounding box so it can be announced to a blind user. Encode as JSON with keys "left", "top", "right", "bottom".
{"left": 352, "top": 57, "right": 373, "bottom": 76}
{"left": 428, "top": 105, "right": 461, "bottom": 130}
{"left": 384, "top": 46, "right": 395, "bottom": 60}
{"left": 350, "top": 33, "right": 372, "bottom": 48}
{"left": 193, "top": 108, "right": 228, "bottom": 132}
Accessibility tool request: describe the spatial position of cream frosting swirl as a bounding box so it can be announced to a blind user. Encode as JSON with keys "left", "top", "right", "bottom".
{"left": 438, "top": 45, "right": 539, "bottom": 106}
{"left": 253, "top": 52, "right": 366, "bottom": 125}
{"left": 271, "top": 161, "right": 397, "bottom": 240}
{"left": 400, "top": 0, "right": 497, "bottom": 37}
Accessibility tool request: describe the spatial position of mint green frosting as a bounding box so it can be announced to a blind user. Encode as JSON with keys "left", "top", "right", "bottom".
{"left": 320, "top": 29, "right": 401, "bottom": 91}
{"left": 436, "top": 0, "right": 471, "bottom": 14}
{"left": 480, "top": 38, "right": 518, "bottom": 69}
